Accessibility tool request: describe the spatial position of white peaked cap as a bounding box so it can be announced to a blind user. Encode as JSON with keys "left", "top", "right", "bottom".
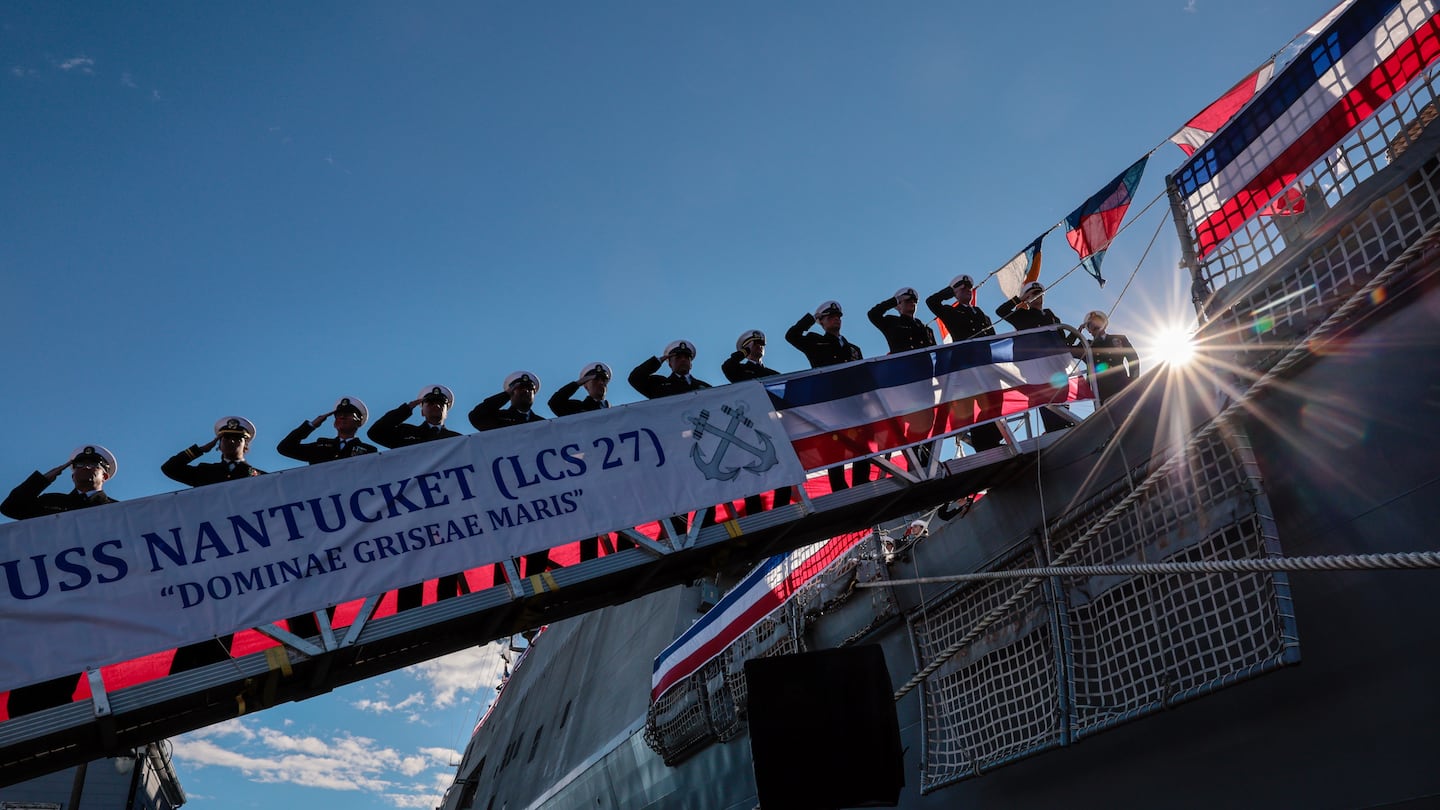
{"left": 70, "top": 444, "right": 117, "bottom": 477}
{"left": 664, "top": 339, "right": 696, "bottom": 358}
{"left": 419, "top": 384, "right": 455, "bottom": 406}
{"left": 214, "top": 416, "right": 257, "bottom": 439}
{"left": 505, "top": 370, "right": 541, "bottom": 391}
{"left": 579, "top": 362, "right": 612, "bottom": 381}
{"left": 736, "top": 329, "right": 765, "bottom": 351}
{"left": 333, "top": 396, "right": 369, "bottom": 421}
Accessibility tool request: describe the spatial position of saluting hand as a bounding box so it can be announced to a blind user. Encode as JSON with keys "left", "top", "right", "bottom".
{"left": 311, "top": 410, "right": 334, "bottom": 428}
{"left": 43, "top": 460, "right": 71, "bottom": 480}
{"left": 200, "top": 437, "right": 220, "bottom": 453}
{"left": 408, "top": 398, "right": 424, "bottom": 409}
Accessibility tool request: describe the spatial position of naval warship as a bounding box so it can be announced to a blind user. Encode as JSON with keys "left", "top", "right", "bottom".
{"left": 437, "top": 1, "right": 1440, "bottom": 807}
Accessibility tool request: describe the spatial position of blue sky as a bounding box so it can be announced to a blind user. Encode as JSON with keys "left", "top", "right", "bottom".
{"left": 2, "top": 1, "right": 1332, "bottom": 806}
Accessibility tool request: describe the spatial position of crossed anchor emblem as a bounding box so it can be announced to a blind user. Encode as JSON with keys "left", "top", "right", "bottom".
{"left": 687, "top": 402, "right": 779, "bottom": 481}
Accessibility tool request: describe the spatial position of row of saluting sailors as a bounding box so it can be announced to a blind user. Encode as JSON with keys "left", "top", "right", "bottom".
{"left": 5, "top": 277, "right": 1137, "bottom": 522}
{"left": 0, "top": 279, "right": 1138, "bottom": 718}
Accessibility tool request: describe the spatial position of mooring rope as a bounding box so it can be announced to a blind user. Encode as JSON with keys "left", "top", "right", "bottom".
{"left": 861, "top": 550, "right": 1440, "bottom": 588}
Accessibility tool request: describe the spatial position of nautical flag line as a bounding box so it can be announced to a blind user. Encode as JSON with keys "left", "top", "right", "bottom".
{"left": 1063, "top": 156, "right": 1149, "bottom": 287}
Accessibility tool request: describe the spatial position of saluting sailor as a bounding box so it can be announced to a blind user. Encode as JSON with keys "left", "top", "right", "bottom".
{"left": 161, "top": 416, "right": 265, "bottom": 487}
{"left": 1, "top": 445, "right": 120, "bottom": 718}
{"left": 629, "top": 339, "right": 711, "bottom": 399}
{"left": 786, "top": 301, "right": 870, "bottom": 490}
{"left": 786, "top": 300, "right": 864, "bottom": 367}
{"left": 926, "top": 274, "right": 996, "bottom": 343}
{"left": 366, "top": 386, "right": 466, "bottom": 610}
{"left": 2, "top": 444, "right": 120, "bottom": 520}
{"left": 629, "top": 339, "right": 716, "bottom": 534}
{"left": 867, "top": 287, "right": 936, "bottom": 353}
{"left": 367, "top": 385, "right": 463, "bottom": 448}
{"left": 277, "top": 396, "right": 378, "bottom": 464}
{"left": 549, "top": 362, "right": 613, "bottom": 416}
{"left": 720, "top": 330, "right": 793, "bottom": 514}
{"left": 995, "top": 280, "right": 1063, "bottom": 332}
{"left": 159, "top": 418, "right": 263, "bottom": 675}
{"left": 549, "top": 362, "right": 625, "bottom": 561}
{"left": 995, "top": 281, "right": 1075, "bottom": 432}
{"left": 722, "top": 329, "right": 778, "bottom": 382}
{"left": 928, "top": 274, "right": 1003, "bottom": 450}
{"left": 469, "top": 371, "right": 547, "bottom": 431}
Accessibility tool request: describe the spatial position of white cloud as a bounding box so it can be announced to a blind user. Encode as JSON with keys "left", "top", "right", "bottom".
{"left": 172, "top": 722, "right": 460, "bottom": 798}
{"left": 120, "top": 71, "right": 137, "bottom": 88}
{"left": 384, "top": 792, "right": 444, "bottom": 809}
{"left": 11, "top": 65, "right": 38, "bottom": 78}
{"left": 57, "top": 56, "right": 94, "bottom": 74}
{"left": 1184, "top": 0, "right": 1197, "bottom": 12}
{"left": 186, "top": 717, "right": 258, "bottom": 742}
{"left": 404, "top": 644, "right": 506, "bottom": 708}
{"left": 419, "top": 747, "right": 461, "bottom": 765}
{"left": 353, "top": 692, "right": 426, "bottom": 715}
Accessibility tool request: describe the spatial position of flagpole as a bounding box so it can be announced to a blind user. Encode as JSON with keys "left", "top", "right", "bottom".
{"left": 1165, "top": 173, "right": 1210, "bottom": 321}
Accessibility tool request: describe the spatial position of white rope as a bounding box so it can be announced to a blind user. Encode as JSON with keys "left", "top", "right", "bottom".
{"left": 859, "top": 550, "right": 1440, "bottom": 587}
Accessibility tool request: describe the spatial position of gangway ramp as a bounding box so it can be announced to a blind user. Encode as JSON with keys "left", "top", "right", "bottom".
{"left": 0, "top": 429, "right": 1065, "bottom": 786}
{"left": 0, "top": 326, "right": 1092, "bottom": 786}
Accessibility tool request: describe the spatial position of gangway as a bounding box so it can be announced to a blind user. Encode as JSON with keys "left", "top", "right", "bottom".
{"left": 0, "top": 328, "right": 1094, "bottom": 786}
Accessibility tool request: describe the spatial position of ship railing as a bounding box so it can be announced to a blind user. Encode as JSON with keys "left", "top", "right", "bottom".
{"left": 0, "top": 330, "right": 1100, "bottom": 784}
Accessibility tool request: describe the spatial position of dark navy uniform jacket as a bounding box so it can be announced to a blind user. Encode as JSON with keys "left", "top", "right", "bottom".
{"left": 367, "top": 403, "right": 463, "bottom": 448}
{"left": 722, "top": 351, "right": 780, "bottom": 383}
{"left": 995, "top": 296, "right": 1064, "bottom": 331}
{"left": 277, "top": 421, "right": 379, "bottom": 465}
{"left": 1, "top": 472, "right": 118, "bottom": 521}
{"left": 629, "top": 356, "right": 712, "bottom": 399}
{"left": 161, "top": 448, "right": 265, "bottom": 487}
{"left": 469, "top": 392, "right": 547, "bottom": 431}
{"left": 926, "top": 288, "right": 996, "bottom": 343}
{"left": 548, "top": 381, "right": 610, "bottom": 416}
{"left": 867, "top": 299, "right": 937, "bottom": 353}
{"left": 785, "top": 313, "right": 864, "bottom": 368}
{"left": 0, "top": 471, "right": 117, "bottom": 716}
{"left": 1086, "top": 333, "right": 1141, "bottom": 402}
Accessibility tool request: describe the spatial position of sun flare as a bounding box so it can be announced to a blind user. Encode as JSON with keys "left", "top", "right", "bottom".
{"left": 1152, "top": 326, "right": 1197, "bottom": 367}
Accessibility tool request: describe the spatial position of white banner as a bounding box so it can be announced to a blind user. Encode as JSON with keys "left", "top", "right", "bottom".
{"left": 0, "top": 382, "right": 803, "bottom": 690}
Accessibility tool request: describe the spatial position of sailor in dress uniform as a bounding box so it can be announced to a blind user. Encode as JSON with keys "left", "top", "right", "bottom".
{"left": 160, "top": 417, "right": 264, "bottom": 675}
{"left": 629, "top": 340, "right": 711, "bottom": 399}
{"left": 1, "top": 445, "right": 120, "bottom": 718}
{"left": 548, "top": 363, "right": 626, "bottom": 560}
{"left": 277, "top": 396, "right": 378, "bottom": 464}
{"left": 549, "top": 362, "right": 613, "bottom": 416}
{"left": 161, "top": 416, "right": 266, "bottom": 487}
{"left": 786, "top": 301, "right": 871, "bottom": 490}
{"left": 367, "top": 385, "right": 463, "bottom": 448}
{"left": 469, "top": 371, "right": 547, "bottom": 431}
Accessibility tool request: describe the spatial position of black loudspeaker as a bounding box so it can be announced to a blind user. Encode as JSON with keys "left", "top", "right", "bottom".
{"left": 745, "top": 645, "right": 904, "bottom": 808}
